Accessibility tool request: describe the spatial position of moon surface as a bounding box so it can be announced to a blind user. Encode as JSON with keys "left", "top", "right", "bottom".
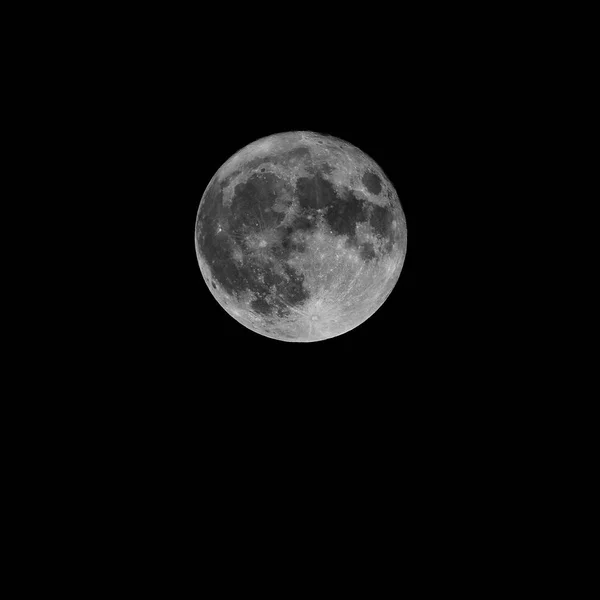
{"left": 195, "top": 131, "right": 407, "bottom": 342}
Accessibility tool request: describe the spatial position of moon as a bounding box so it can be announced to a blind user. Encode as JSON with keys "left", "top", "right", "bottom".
{"left": 195, "top": 131, "right": 407, "bottom": 342}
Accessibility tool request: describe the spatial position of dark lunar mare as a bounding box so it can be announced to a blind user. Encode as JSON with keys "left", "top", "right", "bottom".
{"left": 369, "top": 203, "right": 396, "bottom": 253}
{"left": 196, "top": 172, "right": 311, "bottom": 318}
{"left": 361, "top": 170, "right": 382, "bottom": 195}
{"left": 294, "top": 164, "right": 397, "bottom": 259}
{"left": 228, "top": 173, "right": 284, "bottom": 231}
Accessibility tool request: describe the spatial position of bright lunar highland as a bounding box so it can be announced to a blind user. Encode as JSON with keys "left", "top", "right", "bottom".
{"left": 195, "top": 131, "right": 407, "bottom": 342}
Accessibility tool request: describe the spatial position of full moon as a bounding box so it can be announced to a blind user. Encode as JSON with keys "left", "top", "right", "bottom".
{"left": 195, "top": 131, "right": 407, "bottom": 342}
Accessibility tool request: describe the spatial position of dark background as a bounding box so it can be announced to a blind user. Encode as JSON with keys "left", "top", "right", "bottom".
{"left": 9, "top": 9, "right": 554, "bottom": 577}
